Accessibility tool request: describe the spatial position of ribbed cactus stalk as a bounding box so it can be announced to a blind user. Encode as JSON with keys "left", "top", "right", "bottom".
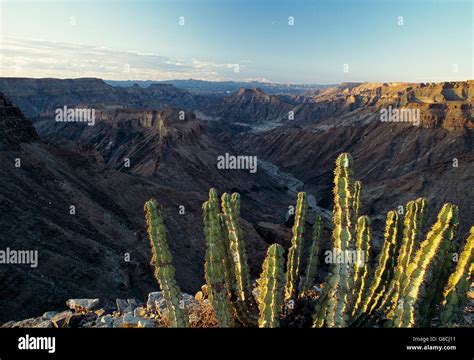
{"left": 313, "top": 153, "right": 355, "bottom": 327}
{"left": 203, "top": 189, "right": 235, "bottom": 327}
{"left": 302, "top": 213, "right": 322, "bottom": 292}
{"left": 439, "top": 227, "right": 474, "bottom": 326}
{"left": 257, "top": 244, "right": 285, "bottom": 328}
{"left": 352, "top": 215, "right": 371, "bottom": 315}
{"left": 393, "top": 203, "right": 459, "bottom": 328}
{"left": 285, "top": 192, "right": 308, "bottom": 301}
{"left": 379, "top": 199, "right": 426, "bottom": 318}
{"left": 144, "top": 199, "right": 189, "bottom": 328}
{"left": 231, "top": 192, "right": 241, "bottom": 216}
{"left": 221, "top": 192, "right": 258, "bottom": 326}
{"left": 406, "top": 197, "right": 428, "bottom": 264}
{"left": 217, "top": 212, "right": 237, "bottom": 300}
{"left": 358, "top": 210, "right": 400, "bottom": 316}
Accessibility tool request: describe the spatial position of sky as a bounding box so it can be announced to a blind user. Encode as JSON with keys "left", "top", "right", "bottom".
{"left": 0, "top": 0, "right": 472, "bottom": 84}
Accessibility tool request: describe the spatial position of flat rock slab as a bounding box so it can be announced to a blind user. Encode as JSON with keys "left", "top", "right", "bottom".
{"left": 66, "top": 299, "right": 100, "bottom": 312}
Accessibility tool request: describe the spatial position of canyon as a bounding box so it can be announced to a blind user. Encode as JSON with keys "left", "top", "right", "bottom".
{"left": 0, "top": 77, "right": 472, "bottom": 322}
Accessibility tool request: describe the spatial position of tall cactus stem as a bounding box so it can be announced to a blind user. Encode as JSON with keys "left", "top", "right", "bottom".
{"left": 257, "top": 244, "right": 285, "bottom": 328}
{"left": 144, "top": 199, "right": 189, "bottom": 328}
{"left": 352, "top": 215, "right": 371, "bottom": 315}
{"left": 439, "top": 227, "right": 473, "bottom": 326}
{"left": 285, "top": 192, "right": 308, "bottom": 301}
{"left": 302, "top": 212, "right": 323, "bottom": 292}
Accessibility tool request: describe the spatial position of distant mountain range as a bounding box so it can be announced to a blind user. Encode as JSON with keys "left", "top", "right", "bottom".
{"left": 105, "top": 79, "right": 333, "bottom": 95}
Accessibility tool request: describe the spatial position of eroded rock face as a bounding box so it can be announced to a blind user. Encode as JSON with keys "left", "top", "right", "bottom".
{"left": 206, "top": 87, "right": 297, "bottom": 123}
{"left": 0, "top": 78, "right": 198, "bottom": 117}
{"left": 0, "top": 93, "right": 38, "bottom": 146}
{"left": 0, "top": 94, "right": 214, "bottom": 322}
{"left": 204, "top": 81, "right": 474, "bottom": 130}
{"left": 0, "top": 93, "right": 286, "bottom": 323}
{"left": 66, "top": 299, "right": 100, "bottom": 312}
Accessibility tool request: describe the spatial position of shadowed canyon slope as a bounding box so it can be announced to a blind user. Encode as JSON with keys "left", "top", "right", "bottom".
{"left": 0, "top": 78, "right": 472, "bottom": 322}
{"left": 0, "top": 93, "right": 290, "bottom": 321}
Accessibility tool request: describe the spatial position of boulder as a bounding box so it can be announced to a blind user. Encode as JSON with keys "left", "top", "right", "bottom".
{"left": 146, "top": 292, "right": 166, "bottom": 314}
{"left": 122, "top": 314, "right": 141, "bottom": 328}
{"left": 99, "top": 315, "right": 114, "bottom": 327}
{"left": 66, "top": 298, "right": 100, "bottom": 313}
{"left": 116, "top": 299, "right": 130, "bottom": 314}
{"left": 138, "top": 319, "right": 156, "bottom": 328}
{"left": 133, "top": 307, "right": 147, "bottom": 318}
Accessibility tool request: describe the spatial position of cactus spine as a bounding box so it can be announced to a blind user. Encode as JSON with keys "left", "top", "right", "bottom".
{"left": 358, "top": 211, "right": 399, "bottom": 316}
{"left": 144, "top": 199, "right": 189, "bottom": 328}
{"left": 302, "top": 213, "right": 323, "bottom": 292}
{"left": 203, "top": 189, "right": 235, "bottom": 327}
{"left": 353, "top": 181, "right": 362, "bottom": 227}
{"left": 439, "top": 227, "right": 474, "bottom": 326}
{"left": 285, "top": 192, "right": 308, "bottom": 301}
{"left": 257, "top": 244, "right": 285, "bottom": 328}
{"left": 393, "top": 204, "right": 459, "bottom": 327}
{"left": 352, "top": 215, "right": 371, "bottom": 315}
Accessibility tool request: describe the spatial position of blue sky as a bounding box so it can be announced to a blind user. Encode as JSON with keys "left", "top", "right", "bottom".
{"left": 0, "top": 0, "right": 472, "bottom": 83}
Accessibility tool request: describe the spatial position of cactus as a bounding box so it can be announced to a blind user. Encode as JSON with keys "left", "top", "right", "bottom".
{"left": 439, "top": 227, "right": 474, "bottom": 326}
{"left": 231, "top": 192, "right": 241, "bottom": 216}
{"left": 221, "top": 192, "right": 258, "bottom": 326}
{"left": 144, "top": 199, "right": 189, "bottom": 328}
{"left": 285, "top": 192, "right": 308, "bottom": 301}
{"left": 202, "top": 189, "right": 235, "bottom": 327}
{"left": 352, "top": 215, "right": 372, "bottom": 315}
{"left": 302, "top": 213, "right": 323, "bottom": 292}
{"left": 392, "top": 204, "right": 459, "bottom": 327}
{"left": 257, "top": 244, "right": 285, "bottom": 328}
{"left": 313, "top": 153, "right": 355, "bottom": 327}
{"left": 216, "top": 212, "right": 238, "bottom": 301}
{"left": 358, "top": 211, "right": 400, "bottom": 317}
{"left": 406, "top": 197, "right": 428, "bottom": 264}
{"left": 143, "top": 152, "right": 473, "bottom": 329}
{"left": 379, "top": 199, "right": 427, "bottom": 318}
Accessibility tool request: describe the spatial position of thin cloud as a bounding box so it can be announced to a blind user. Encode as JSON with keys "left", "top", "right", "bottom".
{"left": 0, "top": 37, "right": 242, "bottom": 81}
